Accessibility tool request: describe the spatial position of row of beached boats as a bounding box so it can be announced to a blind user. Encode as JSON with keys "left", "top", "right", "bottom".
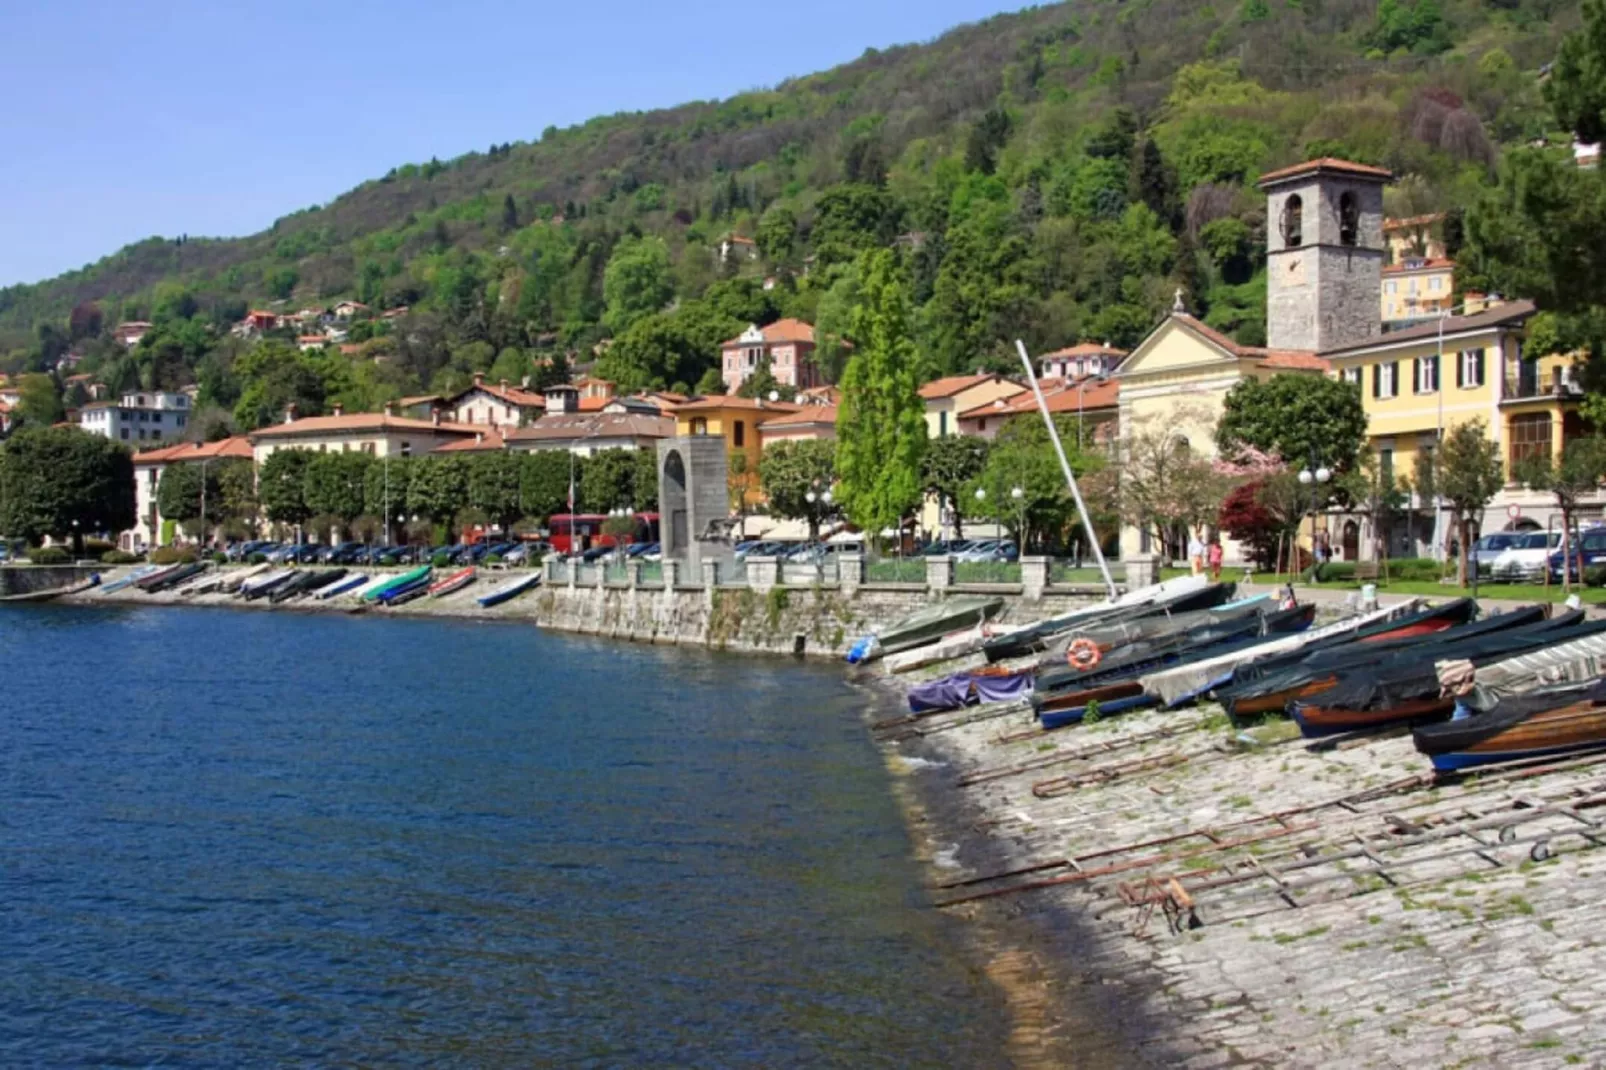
{"left": 850, "top": 574, "right": 1606, "bottom": 775}
{"left": 99, "top": 560, "right": 542, "bottom": 610}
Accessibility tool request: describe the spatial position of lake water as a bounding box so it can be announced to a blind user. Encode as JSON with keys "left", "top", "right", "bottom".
{"left": 0, "top": 605, "right": 1010, "bottom": 1067}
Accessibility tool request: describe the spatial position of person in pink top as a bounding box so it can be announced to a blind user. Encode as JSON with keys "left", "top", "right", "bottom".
{"left": 1207, "top": 538, "right": 1223, "bottom": 581}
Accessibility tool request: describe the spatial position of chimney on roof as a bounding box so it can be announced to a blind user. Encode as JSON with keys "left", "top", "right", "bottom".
{"left": 473, "top": 372, "right": 485, "bottom": 387}
{"left": 500, "top": 378, "right": 509, "bottom": 391}
{"left": 331, "top": 402, "right": 343, "bottom": 417}
{"left": 284, "top": 402, "right": 298, "bottom": 425}
{"left": 383, "top": 401, "right": 394, "bottom": 417}
{"left": 521, "top": 375, "right": 531, "bottom": 388}
{"left": 432, "top": 410, "right": 442, "bottom": 426}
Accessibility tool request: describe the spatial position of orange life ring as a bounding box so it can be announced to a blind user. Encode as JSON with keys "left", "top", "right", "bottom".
{"left": 1066, "top": 637, "right": 1101, "bottom": 671}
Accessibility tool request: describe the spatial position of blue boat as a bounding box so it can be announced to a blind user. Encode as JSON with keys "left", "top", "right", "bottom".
{"left": 378, "top": 573, "right": 433, "bottom": 605}
{"left": 1039, "top": 691, "right": 1156, "bottom": 731}
{"left": 101, "top": 564, "right": 161, "bottom": 594}
{"left": 315, "top": 573, "right": 368, "bottom": 599}
{"left": 478, "top": 572, "right": 541, "bottom": 608}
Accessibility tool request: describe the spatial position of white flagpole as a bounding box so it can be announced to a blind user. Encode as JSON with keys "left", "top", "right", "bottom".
{"left": 1015, "top": 339, "right": 1118, "bottom": 599}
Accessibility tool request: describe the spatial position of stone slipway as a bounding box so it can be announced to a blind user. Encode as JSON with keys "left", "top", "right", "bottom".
{"left": 872, "top": 673, "right": 1606, "bottom": 1069}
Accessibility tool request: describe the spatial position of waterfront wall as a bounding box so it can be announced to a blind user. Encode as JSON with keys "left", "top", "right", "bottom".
{"left": 65, "top": 561, "right": 1110, "bottom": 659}
{"left": 0, "top": 565, "right": 102, "bottom": 597}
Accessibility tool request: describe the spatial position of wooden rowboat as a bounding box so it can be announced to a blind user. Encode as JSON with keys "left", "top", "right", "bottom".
{"left": 1289, "top": 695, "right": 1455, "bottom": 737}
{"left": 1415, "top": 690, "right": 1606, "bottom": 772}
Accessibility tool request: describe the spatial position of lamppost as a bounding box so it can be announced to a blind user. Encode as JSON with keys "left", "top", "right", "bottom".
{"left": 804, "top": 486, "right": 834, "bottom": 542}
{"left": 1297, "top": 459, "right": 1332, "bottom": 582}
{"left": 1010, "top": 485, "right": 1026, "bottom": 554}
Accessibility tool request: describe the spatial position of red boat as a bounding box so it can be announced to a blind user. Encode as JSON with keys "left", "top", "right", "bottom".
{"left": 428, "top": 566, "right": 477, "bottom": 597}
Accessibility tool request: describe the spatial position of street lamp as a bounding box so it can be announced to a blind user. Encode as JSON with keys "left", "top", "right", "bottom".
{"left": 1297, "top": 463, "right": 1332, "bottom": 582}
{"left": 1010, "top": 485, "right": 1025, "bottom": 553}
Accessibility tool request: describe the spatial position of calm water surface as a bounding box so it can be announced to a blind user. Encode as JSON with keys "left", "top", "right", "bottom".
{"left": 0, "top": 606, "right": 1010, "bottom": 1067}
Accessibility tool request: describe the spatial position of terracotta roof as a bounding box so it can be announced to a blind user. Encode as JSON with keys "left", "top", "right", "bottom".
{"left": 1257, "top": 157, "right": 1394, "bottom": 187}
{"left": 918, "top": 373, "right": 1009, "bottom": 400}
{"left": 797, "top": 385, "right": 841, "bottom": 404}
{"left": 1169, "top": 314, "right": 1329, "bottom": 371}
{"left": 959, "top": 379, "right": 1119, "bottom": 420}
{"left": 760, "top": 404, "right": 839, "bottom": 428}
{"left": 1321, "top": 299, "right": 1537, "bottom": 355}
{"left": 297, "top": 335, "right": 328, "bottom": 344}
{"left": 725, "top": 235, "right": 757, "bottom": 245}
{"left": 1383, "top": 213, "right": 1445, "bottom": 231}
{"left": 451, "top": 380, "right": 546, "bottom": 409}
{"left": 132, "top": 436, "right": 254, "bottom": 465}
{"left": 1382, "top": 257, "right": 1454, "bottom": 275}
{"left": 672, "top": 395, "right": 804, "bottom": 415}
{"left": 396, "top": 394, "right": 443, "bottom": 408}
{"left": 720, "top": 318, "right": 816, "bottom": 348}
{"left": 506, "top": 412, "right": 675, "bottom": 443}
{"left": 432, "top": 429, "right": 508, "bottom": 452}
{"left": 1040, "top": 342, "right": 1128, "bottom": 360}
{"left": 249, "top": 412, "right": 482, "bottom": 439}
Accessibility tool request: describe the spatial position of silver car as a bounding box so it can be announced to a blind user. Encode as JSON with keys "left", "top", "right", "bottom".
{"left": 1488, "top": 531, "right": 1562, "bottom": 583}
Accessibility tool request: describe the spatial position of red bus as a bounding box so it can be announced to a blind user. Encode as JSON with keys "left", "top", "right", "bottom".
{"left": 548, "top": 513, "right": 660, "bottom": 555}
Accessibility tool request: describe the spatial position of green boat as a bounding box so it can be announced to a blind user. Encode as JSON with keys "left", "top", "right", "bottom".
{"left": 362, "top": 565, "right": 432, "bottom": 603}
{"left": 846, "top": 595, "right": 1005, "bottom": 664}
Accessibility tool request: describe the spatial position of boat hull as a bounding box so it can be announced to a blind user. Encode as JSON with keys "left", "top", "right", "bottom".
{"left": 478, "top": 574, "right": 541, "bottom": 607}
{"left": 1289, "top": 695, "right": 1455, "bottom": 737}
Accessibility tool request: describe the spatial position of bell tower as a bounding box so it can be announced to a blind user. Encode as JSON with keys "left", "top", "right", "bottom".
{"left": 1258, "top": 158, "right": 1391, "bottom": 353}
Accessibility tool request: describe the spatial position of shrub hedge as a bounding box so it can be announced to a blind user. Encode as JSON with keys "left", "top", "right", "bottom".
{"left": 101, "top": 550, "right": 140, "bottom": 565}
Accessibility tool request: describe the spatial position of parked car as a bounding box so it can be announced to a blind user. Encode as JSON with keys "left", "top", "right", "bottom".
{"left": 1489, "top": 531, "right": 1562, "bottom": 583}
{"left": 920, "top": 539, "right": 973, "bottom": 557}
{"left": 734, "top": 540, "right": 788, "bottom": 562}
{"left": 954, "top": 539, "right": 1019, "bottom": 563}
{"left": 1547, "top": 528, "right": 1606, "bottom": 582}
{"left": 1471, "top": 532, "right": 1527, "bottom": 576}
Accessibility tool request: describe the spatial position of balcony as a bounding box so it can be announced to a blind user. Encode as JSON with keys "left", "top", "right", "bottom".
{"left": 1504, "top": 366, "right": 1583, "bottom": 403}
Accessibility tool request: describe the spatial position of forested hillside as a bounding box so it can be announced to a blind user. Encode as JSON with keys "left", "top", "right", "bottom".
{"left": 0, "top": 0, "right": 1583, "bottom": 431}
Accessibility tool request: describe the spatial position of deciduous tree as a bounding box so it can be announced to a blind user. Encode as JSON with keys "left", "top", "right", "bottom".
{"left": 257, "top": 448, "right": 314, "bottom": 529}
{"left": 759, "top": 438, "right": 838, "bottom": 539}
{"left": 1216, "top": 373, "right": 1366, "bottom": 473}
{"left": 920, "top": 434, "right": 989, "bottom": 539}
{"left": 1438, "top": 419, "right": 1505, "bottom": 586}
{"left": 1515, "top": 435, "right": 1606, "bottom": 589}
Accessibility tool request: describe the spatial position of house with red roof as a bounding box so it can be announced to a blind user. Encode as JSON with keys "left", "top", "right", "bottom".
{"left": 127, "top": 436, "right": 255, "bottom": 551}
{"left": 917, "top": 373, "right": 1025, "bottom": 439}
{"left": 442, "top": 373, "right": 546, "bottom": 429}
{"left": 719, "top": 319, "right": 824, "bottom": 394}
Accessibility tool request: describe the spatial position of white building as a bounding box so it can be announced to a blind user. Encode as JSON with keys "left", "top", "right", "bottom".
{"left": 79, "top": 391, "right": 192, "bottom": 445}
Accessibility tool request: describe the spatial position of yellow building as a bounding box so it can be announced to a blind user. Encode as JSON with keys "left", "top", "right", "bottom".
{"left": 917, "top": 373, "right": 1024, "bottom": 438}
{"left": 1381, "top": 257, "right": 1455, "bottom": 326}
{"left": 673, "top": 395, "right": 802, "bottom": 506}
{"left": 1323, "top": 299, "right": 1587, "bottom": 558}
{"left": 1113, "top": 311, "right": 1331, "bottom": 559}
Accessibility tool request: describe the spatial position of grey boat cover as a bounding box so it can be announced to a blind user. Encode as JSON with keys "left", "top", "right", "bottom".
{"left": 1037, "top": 594, "right": 1268, "bottom": 670}
{"left": 1454, "top": 630, "right": 1606, "bottom": 710}
{"left": 1140, "top": 600, "right": 1420, "bottom": 707}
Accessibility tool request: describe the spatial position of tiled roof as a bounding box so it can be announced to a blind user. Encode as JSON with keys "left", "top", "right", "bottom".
{"left": 1383, "top": 213, "right": 1445, "bottom": 231}
{"left": 673, "top": 395, "right": 804, "bottom": 415}
{"left": 297, "top": 335, "right": 328, "bottom": 344}
{"left": 760, "top": 404, "right": 839, "bottom": 427}
{"left": 1257, "top": 157, "right": 1394, "bottom": 186}
{"left": 132, "top": 436, "right": 254, "bottom": 465}
{"left": 1321, "top": 299, "right": 1537, "bottom": 355}
{"left": 918, "top": 373, "right": 1007, "bottom": 400}
{"left": 1382, "top": 257, "right": 1454, "bottom": 275}
{"left": 1173, "top": 315, "right": 1329, "bottom": 371}
{"left": 506, "top": 413, "right": 675, "bottom": 443}
{"left": 1040, "top": 342, "right": 1128, "bottom": 360}
{"left": 451, "top": 380, "right": 545, "bottom": 408}
{"left": 432, "top": 429, "right": 508, "bottom": 452}
{"left": 396, "top": 394, "right": 442, "bottom": 408}
{"left": 720, "top": 318, "right": 816, "bottom": 347}
{"left": 249, "top": 413, "right": 482, "bottom": 439}
{"left": 959, "top": 379, "right": 1119, "bottom": 420}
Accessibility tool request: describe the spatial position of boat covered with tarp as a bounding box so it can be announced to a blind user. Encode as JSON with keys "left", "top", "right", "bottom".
{"left": 980, "top": 575, "right": 1221, "bottom": 663}
{"left": 315, "top": 572, "right": 369, "bottom": 599}
{"left": 361, "top": 566, "right": 431, "bottom": 603}
{"left": 101, "top": 564, "right": 162, "bottom": 594}
{"left": 1289, "top": 610, "right": 1598, "bottom": 736}
{"left": 1034, "top": 592, "right": 1265, "bottom": 671}
{"left": 907, "top": 667, "right": 1035, "bottom": 713}
{"left": 1442, "top": 628, "right": 1606, "bottom": 711}
{"left": 846, "top": 595, "right": 1005, "bottom": 664}
{"left": 1139, "top": 599, "right": 1421, "bottom": 709}
{"left": 1414, "top": 680, "right": 1606, "bottom": 771}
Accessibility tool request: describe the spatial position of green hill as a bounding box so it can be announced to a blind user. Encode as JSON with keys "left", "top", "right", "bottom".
{"left": 0, "top": 0, "right": 1583, "bottom": 429}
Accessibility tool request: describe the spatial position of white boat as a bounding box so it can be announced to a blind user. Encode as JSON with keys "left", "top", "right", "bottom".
{"left": 219, "top": 562, "right": 273, "bottom": 593}
{"left": 315, "top": 572, "right": 369, "bottom": 599}
{"left": 239, "top": 569, "right": 292, "bottom": 597}
{"left": 347, "top": 573, "right": 398, "bottom": 601}
{"left": 883, "top": 622, "right": 1025, "bottom": 674}
{"left": 477, "top": 572, "right": 541, "bottom": 607}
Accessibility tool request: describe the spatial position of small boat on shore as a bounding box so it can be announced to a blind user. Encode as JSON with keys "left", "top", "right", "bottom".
{"left": 362, "top": 566, "right": 431, "bottom": 603}
{"left": 980, "top": 576, "right": 1222, "bottom": 663}
{"left": 1414, "top": 681, "right": 1606, "bottom": 772}
{"left": 145, "top": 562, "right": 208, "bottom": 594}
{"left": 219, "top": 562, "right": 272, "bottom": 593}
{"left": 315, "top": 572, "right": 369, "bottom": 599}
{"left": 429, "top": 566, "right": 476, "bottom": 598}
{"left": 102, "top": 565, "right": 161, "bottom": 594}
{"left": 379, "top": 571, "right": 434, "bottom": 606}
{"left": 883, "top": 621, "right": 1023, "bottom": 674}
{"left": 243, "top": 569, "right": 297, "bottom": 601}
{"left": 477, "top": 572, "right": 541, "bottom": 607}
{"left": 271, "top": 569, "right": 342, "bottom": 604}
{"left": 846, "top": 595, "right": 1005, "bottom": 665}
{"left": 132, "top": 563, "right": 186, "bottom": 592}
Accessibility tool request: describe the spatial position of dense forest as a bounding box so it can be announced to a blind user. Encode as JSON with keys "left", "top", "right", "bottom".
{"left": 0, "top": 0, "right": 1586, "bottom": 432}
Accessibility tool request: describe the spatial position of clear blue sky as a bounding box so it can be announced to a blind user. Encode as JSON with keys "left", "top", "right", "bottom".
{"left": 0, "top": 0, "right": 1025, "bottom": 288}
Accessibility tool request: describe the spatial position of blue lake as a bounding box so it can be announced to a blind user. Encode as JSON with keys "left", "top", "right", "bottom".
{"left": 0, "top": 605, "right": 1009, "bottom": 1066}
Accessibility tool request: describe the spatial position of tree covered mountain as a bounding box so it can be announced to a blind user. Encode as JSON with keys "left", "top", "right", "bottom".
{"left": 0, "top": 0, "right": 1584, "bottom": 430}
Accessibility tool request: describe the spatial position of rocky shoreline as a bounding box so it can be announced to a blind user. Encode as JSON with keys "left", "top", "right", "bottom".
{"left": 863, "top": 667, "right": 1606, "bottom": 1068}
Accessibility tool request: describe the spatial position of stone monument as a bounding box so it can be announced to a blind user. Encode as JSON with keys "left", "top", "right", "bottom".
{"left": 657, "top": 436, "right": 735, "bottom": 577}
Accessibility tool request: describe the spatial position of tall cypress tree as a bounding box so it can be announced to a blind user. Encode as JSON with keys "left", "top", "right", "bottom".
{"left": 834, "top": 250, "right": 926, "bottom": 542}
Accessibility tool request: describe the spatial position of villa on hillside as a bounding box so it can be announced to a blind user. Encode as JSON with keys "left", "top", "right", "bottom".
{"left": 719, "top": 319, "right": 825, "bottom": 395}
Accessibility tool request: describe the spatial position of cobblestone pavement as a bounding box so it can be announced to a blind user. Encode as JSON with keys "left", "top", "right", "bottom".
{"left": 877, "top": 678, "right": 1606, "bottom": 1069}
